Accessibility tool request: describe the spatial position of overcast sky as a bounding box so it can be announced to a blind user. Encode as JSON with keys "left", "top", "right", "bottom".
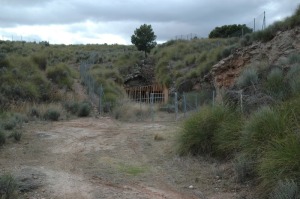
{"left": 0, "top": 0, "right": 299, "bottom": 44}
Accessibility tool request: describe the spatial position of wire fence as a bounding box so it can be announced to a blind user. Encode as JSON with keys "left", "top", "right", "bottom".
{"left": 80, "top": 61, "right": 217, "bottom": 122}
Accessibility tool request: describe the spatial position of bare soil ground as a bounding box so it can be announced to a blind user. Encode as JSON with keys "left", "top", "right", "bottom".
{"left": 0, "top": 115, "right": 253, "bottom": 199}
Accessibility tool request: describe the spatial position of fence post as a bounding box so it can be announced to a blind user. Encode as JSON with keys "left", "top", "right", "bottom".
{"left": 150, "top": 93, "right": 154, "bottom": 122}
{"left": 99, "top": 85, "right": 103, "bottom": 115}
{"left": 212, "top": 90, "right": 215, "bottom": 107}
{"left": 139, "top": 88, "right": 142, "bottom": 110}
{"left": 183, "top": 93, "right": 187, "bottom": 118}
{"left": 195, "top": 93, "right": 198, "bottom": 109}
{"left": 240, "top": 90, "right": 243, "bottom": 113}
{"left": 174, "top": 92, "right": 178, "bottom": 121}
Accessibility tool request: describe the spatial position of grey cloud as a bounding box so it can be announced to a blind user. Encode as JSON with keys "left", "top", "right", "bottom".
{"left": 0, "top": 0, "right": 299, "bottom": 44}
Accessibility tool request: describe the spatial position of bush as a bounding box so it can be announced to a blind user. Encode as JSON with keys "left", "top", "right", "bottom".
{"left": 28, "top": 107, "right": 40, "bottom": 118}
{"left": 0, "top": 173, "right": 18, "bottom": 199}
{"left": 264, "top": 68, "right": 287, "bottom": 100}
{"left": 112, "top": 102, "right": 150, "bottom": 122}
{"left": 64, "top": 101, "right": 80, "bottom": 115}
{"left": 286, "top": 65, "right": 300, "bottom": 96}
{"left": 241, "top": 106, "right": 286, "bottom": 157}
{"left": 31, "top": 53, "right": 47, "bottom": 70}
{"left": 46, "top": 63, "right": 74, "bottom": 89}
{"left": 240, "top": 34, "right": 252, "bottom": 47}
{"left": 0, "top": 130, "right": 6, "bottom": 146}
{"left": 258, "top": 134, "right": 300, "bottom": 196}
{"left": 288, "top": 53, "right": 300, "bottom": 65}
{"left": 43, "top": 109, "right": 60, "bottom": 121}
{"left": 236, "top": 67, "right": 258, "bottom": 88}
{"left": 214, "top": 110, "right": 243, "bottom": 157}
{"left": 0, "top": 53, "right": 10, "bottom": 68}
{"left": 10, "top": 131, "right": 22, "bottom": 142}
{"left": 3, "top": 113, "right": 26, "bottom": 130}
{"left": 3, "top": 119, "right": 17, "bottom": 131}
{"left": 177, "top": 105, "right": 232, "bottom": 156}
{"left": 77, "top": 102, "right": 91, "bottom": 117}
{"left": 269, "top": 180, "right": 300, "bottom": 199}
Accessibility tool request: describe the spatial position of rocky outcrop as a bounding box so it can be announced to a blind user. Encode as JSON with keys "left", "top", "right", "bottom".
{"left": 207, "top": 27, "right": 300, "bottom": 91}
{"left": 124, "top": 58, "right": 156, "bottom": 87}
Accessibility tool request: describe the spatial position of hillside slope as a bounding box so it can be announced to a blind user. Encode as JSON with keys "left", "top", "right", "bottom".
{"left": 207, "top": 26, "right": 300, "bottom": 93}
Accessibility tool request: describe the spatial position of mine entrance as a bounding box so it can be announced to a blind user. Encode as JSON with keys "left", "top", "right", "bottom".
{"left": 125, "top": 84, "right": 168, "bottom": 104}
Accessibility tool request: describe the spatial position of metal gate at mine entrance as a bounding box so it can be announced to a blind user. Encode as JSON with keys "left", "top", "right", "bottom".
{"left": 125, "top": 84, "right": 169, "bottom": 104}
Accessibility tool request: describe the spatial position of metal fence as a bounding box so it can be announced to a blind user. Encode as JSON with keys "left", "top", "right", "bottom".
{"left": 80, "top": 62, "right": 216, "bottom": 122}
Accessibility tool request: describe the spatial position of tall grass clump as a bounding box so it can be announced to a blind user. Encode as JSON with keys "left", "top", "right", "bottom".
{"left": 214, "top": 110, "right": 243, "bottom": 157}
{"left": 46, "top": 63, "right": 75, "bottom": 89}
{"left": 2, "top": 113, "right": 26, "bottom": 130}
{"left": 64, "top": 101, "right": 80, "bottom": 115}
{"left": 264, "top": 68, "right": 287, "bottom": 100}
{"left": 0, "top": 173, "right": 18, "bottom": 199}
{"left": 43, "top": 108, "right": 60, "bottom": 121}
{"left": 77, "top": 102, "right": 92, "bottom": 117}
{"left": 287, "top": 53, "right": 300, "bottom": 65}
{"left": 178, "top": 105, "right": 235, "bottom": 157}
{"left": 10, "top": 130, "right": 22, "bottom": 142}
{"left": 286, "top": 64, "right": 300, "bottom": 96}
{"left": 269, "top": 180, "right": 300, "bottom": 199}
{"left": 236, "top": 67, "right": 258, "bottom": 88}
{"left": 31, "top": 53, "right": 47, "bottom": 70}
{"left": 241, "top": 106, "right": 286, "bottom": 157}
{"left": 0, "top": 53, "right": 10, "bottom": 67}
{"left": 113, "top": 102, "right": 150, "bottom": 122}
{"left": 258, "top": 134, "right": 300, "bottom": 196}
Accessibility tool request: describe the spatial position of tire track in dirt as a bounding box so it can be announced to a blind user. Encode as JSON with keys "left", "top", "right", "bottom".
{"left": 0, "top": 117, "right": 252, "bottom": 198}
{"left": 12, "top": 118, "right": 198, "bottom": 198}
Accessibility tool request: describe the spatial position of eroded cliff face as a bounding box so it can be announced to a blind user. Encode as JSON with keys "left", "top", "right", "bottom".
{"left": 207, "top": 27, "right": 300, "bottom": 91}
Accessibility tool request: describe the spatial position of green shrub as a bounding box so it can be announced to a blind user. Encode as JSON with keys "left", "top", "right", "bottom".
{"left": 177, "top": 105, "right": 231, "bottom": 156}
{"left": 0, "top": 173, "right": 18, "bottom": 199}
{"left": 77, "top": 102, "right": 91, "bottom": 117}
{"left": 28, "top": 107, "right": 40, "bottom": 118}
{"left": 3, "top": 119, "right": 16, "bottom": 131}
{"left": 241, "top": 106, "right": 286, "bottom": 157}
{"left": 264, "top": 68, "right": 287, "bottom": 100}
{"left": 236, "top": 67, "right": 258, "bottom": 88}
{"left": 279, "top": 95, "right": 300, "bottom": 126}
{"left": 3, "top": 113, "right": 25, "bottom": 130}
{"left": 288, "top": 53, "right": 300, "bottom": 65}
{"left": 0, "top": 53, "right": 10, "bottom": 68}
{"left": 258, "top": 134, "right": 300, "bottom": 196}
{"left": 214, "top": 110, "right": 243, "bottom": 157}
{"left": 10, "top": 131, "right": 22, "bottom": 142}
{"left": 240, "top": 34, "right": 252, "bottom": 47}
{"left": 269, "top": 180, "right": 300, "bottom": 199}
{"left": 31, "top": 53, "right": 47, "bottom": 70}
{"left": 46, "top": 63, "right": 74, "bottom": 89}
{"left": 0, "top": 130, "right": 6, "bottom": 146}
{"left": 43, "top": 109, "right": 60, "bottom": 121}
{"left": 286, "top": 65, "right": 300, "bottom": 96}
{"left": 113, "top": 102, "right": 150, "bottom": 122}
{"left": 64, "top": 101, "right": 80, "bottom": 115}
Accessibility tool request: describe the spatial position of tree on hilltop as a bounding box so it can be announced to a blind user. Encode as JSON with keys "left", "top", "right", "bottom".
{"left": 131, "top": 24, "right": 157, "bottom": 58}
{"left": 209, "top": 24, "right": 252, "bottom": 38}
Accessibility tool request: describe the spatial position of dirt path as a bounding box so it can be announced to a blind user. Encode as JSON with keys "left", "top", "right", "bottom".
{"left": 0, "top": 117, "right": 251, "bottom": 199}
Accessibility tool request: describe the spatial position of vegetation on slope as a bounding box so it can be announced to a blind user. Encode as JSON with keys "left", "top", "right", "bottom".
{"left": 152, "top": 38, "right": 238, "bottom": 88}
{"left": 178, "top": 44, "right": 300, "bottom": 199}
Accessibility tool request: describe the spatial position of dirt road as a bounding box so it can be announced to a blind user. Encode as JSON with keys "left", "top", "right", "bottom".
{"left": 0, "top": 117, "right": 251, "bottom": 199}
